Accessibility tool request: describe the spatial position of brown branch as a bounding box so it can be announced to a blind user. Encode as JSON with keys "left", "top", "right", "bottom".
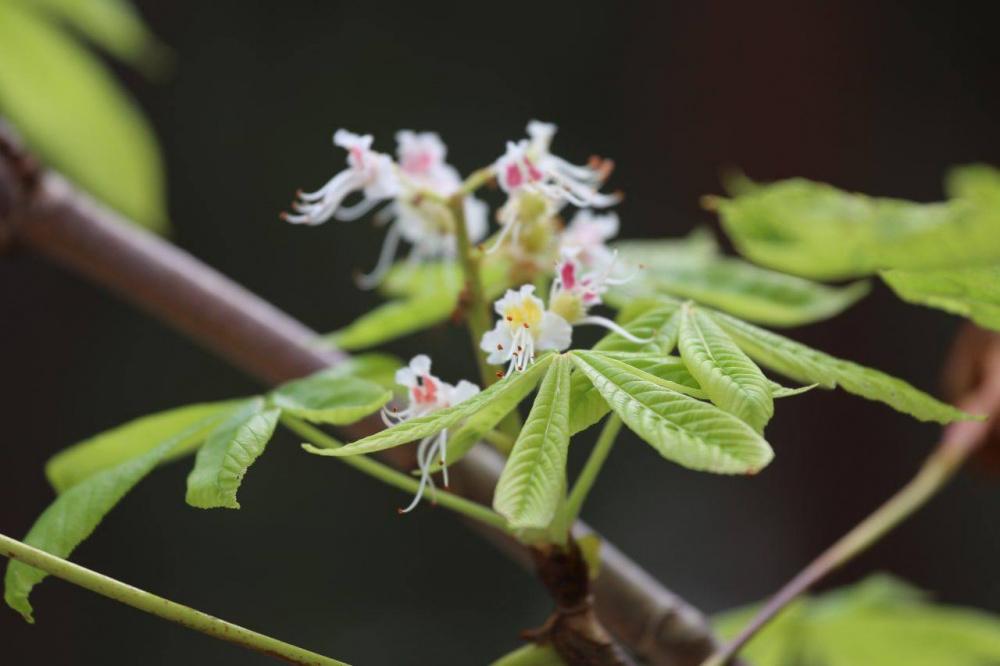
{"left": 0, "top": 125, "right": 732, "bottom": 666}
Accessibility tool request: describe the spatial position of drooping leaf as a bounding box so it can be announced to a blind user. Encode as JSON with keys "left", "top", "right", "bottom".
{"left": 14, "top": 0, "right": 170, "bottom": 74}
{"left": 881, "top": 266, "right": 1000, "bottom": 332}
{"left": 270, "top": 368, "right": 391, "bottom": 425}
{"left": 711, "top": 309, "right": 976, "bottom": 424}
{"left": 494, "top": 356, "right": 572, "bottom": 530}
{"left": 714, "top": 178, "right": 1000, "bottom": 279}
{"left": 678, "top": 304, "right": 774, "bottom": 431}
{"left": 0, "top": 2, "right": 167, "bottom": 231}
{"left": 4, "top": 412, "right": 229, "bottom": 622}
{"left": 490, "top": 643, "right": 565, "bottom": 666}
{"left": 570, "top": 351, "right": 774, "bottom": 474}
{"left": 185, "top": 399, "right": 281, "bottom": 510}
{"left": 443, "top": 360, "right": 551, "bottom": 466}
{"left": 310, "top": 355, "right": 556, "bottom": 458}
{"left": 611, "top": 255, "right": 870, "bottom": 327}
{"left": 715, "top": 575, "right": 1000, "bottom": 666}
{"left": 45, "top": 400, "right": 243, "bottom": 493}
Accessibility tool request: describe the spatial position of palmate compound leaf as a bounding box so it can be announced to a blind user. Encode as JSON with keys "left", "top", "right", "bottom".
{"left": 4, "top": 403, "right": 243, "bottom": 622}
{"left": 710, "top": 309, "right": 976, "bottom": 424}
{"left": 678, "top": 303, "right": 774, "bottom": 432}
{"left": 185, "top": 399, "right": 281, "bottom": 509}
{"left": 493, "top": 356, "right": 572, "bottom": 530}
{"left": 714, "top": 177, "right": 1000, "bottom": 280}
{"left": 308, "top": 355, "right": 556, "bottom": 458}
{"left": 714, "top": 575, "right": 1000, "bottom": 666}
{"left": 611, "top": 236, "right": 870, "bottom": 327}
{"left": 45, "top": 399, "right": 244, "bottom": 493}
{"left": 269, "top": 367, "right": 392, "bottom": 425}
{"left": 570, "top": 351, "right": 774, "bottom": 474}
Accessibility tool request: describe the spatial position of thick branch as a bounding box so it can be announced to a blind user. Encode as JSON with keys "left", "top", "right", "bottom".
{"left": 0, "top": 126, "right": 729, "bottom": 666}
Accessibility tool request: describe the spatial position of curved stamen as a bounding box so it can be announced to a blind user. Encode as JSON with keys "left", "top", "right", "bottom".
{"left": 356, "top": 221, "right": 403, "bottom": 289}
{"left": 577, "top": 315, "right": 653, "bottom": 343}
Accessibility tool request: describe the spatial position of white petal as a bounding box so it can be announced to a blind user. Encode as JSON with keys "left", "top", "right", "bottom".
{"left": 395, "top": 366, "right": 418, "bottom": 387}
{"left": 537, "top": 312, "right": 573, "bottom": 352}
{"left": 409, "top": 354, "right": 432, "bottom": 376}
{"left": 450, "top": 380, "right": 481, "bottom": 405}
{"left": 481, "top": 323, "right": 514, "bottom": 364}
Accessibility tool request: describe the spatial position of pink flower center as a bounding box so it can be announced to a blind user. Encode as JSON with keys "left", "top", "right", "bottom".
{"left": 505, "top": 163, "right": 524, "bottom": 189}
{"left": 560, "top": 261, "right": 577, "bottom": 290}
{"left": 411, "top": 375, "right": 439, "bottom": 405}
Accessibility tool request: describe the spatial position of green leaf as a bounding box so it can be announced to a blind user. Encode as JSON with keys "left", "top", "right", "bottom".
{"left": 945, "top": 163, "right": 1000, "bottom": 201}
{"left": 0, "top": 2, "right": 166, "bottom": 231}
{"left": 493, "top": 356, "right": 572, "bottom": 530}
{"left": 185, "top": 400, "right": 281, "bottom": 510}
{"left": 770, "top": 381, "right": 818, "bottom": 398}
{"left": 442, "top": 360, "right": 550, "bottom": 467}
{"left": 715, "top": 575, "right": 1000, "bottom": 666}
{"left": 312, "top": 355, "right": 556, "bottom": 458}
{"left": 715, "top": 178, "right": 1000, "bottom": 279}
{"left": 570, "top": 351, "right": 774, "bottom": 474}
{"left": 881, "top": 266, "right": 1000, "bottom": 332}
{"left": 711, "top": 309, "right": 976, "bottom": 424}
{"left": 335, "top": 352, "right": 403, "bottom": 390}
{"left": 4, "top": 414, "right": 225, "bottom": 622}
{"left": 490, "top": 643, "right": 565, "bottom": 666}
{"left": 610, "top": 228, "right": 719, "bottom": 270}
{"left": 679, "top": 304, "right": 774, "bottom": 431}
{"left": 324, "top": 291, "right": 458, "bottom": 351}
{"left": 45, "top": 400, "right": 242, "bottom": 493}
{"left": 613, "top": 256, "right": 870, "bottom": 327}
{"left": 270, "top": 368, "right": 391, "bottom": 425}
{"left": 14, "top": 0, "right": 170, "bottom": 74}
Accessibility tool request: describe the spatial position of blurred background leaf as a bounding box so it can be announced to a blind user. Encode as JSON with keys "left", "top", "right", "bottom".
{"left": 0, "top": 0, "right": 168, "bottom": 232}
{"left": 715, "top": 574, "right": 1000, "bottom": 665}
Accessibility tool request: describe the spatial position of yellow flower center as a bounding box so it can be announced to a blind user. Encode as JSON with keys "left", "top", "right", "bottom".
{"left": 504, "top": 297, "right": 544, "bottom": 333}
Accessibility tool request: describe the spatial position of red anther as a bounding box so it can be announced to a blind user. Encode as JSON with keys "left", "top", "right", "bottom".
{"left": 523, "top": 323, "right": 530, "bottom": 329}
{"left": 506, "top": 315, "right": 513, "bottom": 321}
{"left": 496, "top": 371, "right": 505, "bottom": 379}
{"left": 516, "top": 345, "right": 523, "bottom": 352}
{"left": 295, "top": 189, "right": 304, "bottom": 196}
{"left": 279, "top": 212, "right": 288, "bottom": 221}
{"left": 497, "top": 343, "right": 504, "bottom": 350}
{"left": 396, "top": 507, "right": 406, "bottom": 515}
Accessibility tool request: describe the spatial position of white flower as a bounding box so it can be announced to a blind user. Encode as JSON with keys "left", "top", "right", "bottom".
{"left": 356, "top": 131, "right": 488, "bottom": 288}
{"left": 547, "top": 251, "right": 649, "bottom": 343}
{"left": 282, "top": 130, "right": 399, "bottom": 225}
{"left": 489, "top": 121, "right": 619, "bottom": 253}
{"left": 479, "top": 285, "right": 572, "bottom": 374}
{"left": 560, "top": 210, "right": 620, "bottom": 270}
{"left": 381, "top": 355, "right": 480, "bottom": 513}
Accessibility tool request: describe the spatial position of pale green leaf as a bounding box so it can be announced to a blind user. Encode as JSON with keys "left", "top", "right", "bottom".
{"left": 0, "top": 2, "right": 166, "bottom": 231}
{"left": 569, "top": 352, "right": 708, "bottom": 437}
{"left": 570, "top": 351, "right": 774, "bottom": 474}
{"left": 4, "top": 415, "right": 223, "bottom": 622}
{"left": 945, "top": 163, "right": 1000, "bottom": 201}
{"left": 494, "top": 356, "right": 572, "bottom": 529}
{"left": 612, "top": 256, "right": 870, "bottom": 327}
{"left": 711, "top": 309, "right": 976, "bottom": 424}
{"left": 323, "top": 291, "right": 458, "bottom": 351}
{"left": 610, "top": 228, "right": 719, "bottom": 270}
{"left": 45, "top": 400, "right": 242, "bottom": 493}
{"left": 490, "top": 643, "right": 565, "bottom": 666}
{"left": 715, "top": 178, "right": 1000, "bottom": 279}
{"left": 333, "top": 352, "right": 403, "bottom": 391}
{"left": 770, "top": 381, "right": 818, "bottom": 398}
{"left": 443, "top": 360, "right": 550, "bottom": 466}
{"left": 14, "top": 0, "right": 170, "bottom": 74}
{"left": 185, "top": 400, "right": 281, "bottom": 510}
{"left": 679, "top": 304, "right": 774, "bottom": 431}
{"left": 881, "top": 266, "right": 1000, "bottom": 332}
{"left": 270, "top": 369, "right": 391, "bottom": 425}
{"left": 715, "top": 575, "right": 1000, "bottom": 666}
{"left": 311, "top": 355, "right": 556, "bottom": 458}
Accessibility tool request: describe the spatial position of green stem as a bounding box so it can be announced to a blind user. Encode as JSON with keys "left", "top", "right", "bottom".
{"left": 701, "top": 418, "right": 988, "bottom": 666}
{"left": 449, "top": 194, "right": 496, "bottom": 389}
{"left": 281, "top": 415, "right": 510, "bottom": 532}
{"left": 457, "top": 166, "right": 495, "bottom": 197}
{"left": 0, "top": 532, "right": 345, "bottom": 666}
{"left": 565, "top": 415, "right": 623, "bottom": 524}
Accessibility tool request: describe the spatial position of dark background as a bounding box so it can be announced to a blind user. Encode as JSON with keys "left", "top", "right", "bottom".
{"left": 2, "top": 2, "right": 1000, "bottom": 664}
